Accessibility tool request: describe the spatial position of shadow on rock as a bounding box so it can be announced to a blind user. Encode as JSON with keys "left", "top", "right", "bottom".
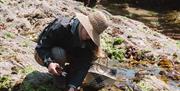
{"left": 13, "top": 71, "right": 61, "bottom": 91}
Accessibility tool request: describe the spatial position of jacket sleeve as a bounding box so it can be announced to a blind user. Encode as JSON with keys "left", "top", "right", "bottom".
{"left": 67, "top": 56, "right": 93, "bottom": 88}
{"left": 35, "top": 18, "right": 67, "bottom": 67}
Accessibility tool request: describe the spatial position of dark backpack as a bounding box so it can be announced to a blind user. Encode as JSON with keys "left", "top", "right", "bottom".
{"left": 37, "top": 16, "right": 72, "bottom": 43}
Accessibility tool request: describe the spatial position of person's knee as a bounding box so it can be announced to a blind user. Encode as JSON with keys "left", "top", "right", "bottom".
{"left": 51, "top": 47, "right": 67, "bottom": 64}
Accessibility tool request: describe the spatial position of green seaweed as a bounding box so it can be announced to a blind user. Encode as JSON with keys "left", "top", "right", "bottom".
{"left": 176, "top": 40, "right": 180, "bottom": 48}
{"left": 101, "top": 34, "right": 126, "bottom": 62}
{"left": 0, "top": 75, "right": 12, "bottom": 90}
{"left": 3, "top": 31, "right": 15, "bottom": 39}
{"left": 137, "top": 81, "right": 153, "bottom": 91}
{"left": 113, "top": 37, "right": 124, "bottom": 45}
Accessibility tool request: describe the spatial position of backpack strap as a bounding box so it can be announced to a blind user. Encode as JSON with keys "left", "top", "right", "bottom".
{"left": 70, "top": 18, "right": 80, "bottom": 34}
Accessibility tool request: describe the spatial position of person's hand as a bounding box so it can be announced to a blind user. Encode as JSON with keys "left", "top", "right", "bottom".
{"left": 68, "top": 87, "right": 78, "bottom": 91}
{"left": 48, "top": 63, "right": 62, "bottom": 76}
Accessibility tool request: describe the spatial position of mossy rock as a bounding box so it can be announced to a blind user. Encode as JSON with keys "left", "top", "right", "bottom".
{"left": 0, "top": 75, "right": 12, "bottom": 90}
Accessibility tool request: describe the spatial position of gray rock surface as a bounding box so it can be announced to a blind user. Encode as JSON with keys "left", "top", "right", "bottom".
{"left": 0, "top": 0, "right": 179, "bottom": 91}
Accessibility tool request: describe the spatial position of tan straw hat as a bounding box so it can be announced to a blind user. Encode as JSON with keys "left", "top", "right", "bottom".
{"left": 76, "top": 11, "right": 109, "bottom": 46}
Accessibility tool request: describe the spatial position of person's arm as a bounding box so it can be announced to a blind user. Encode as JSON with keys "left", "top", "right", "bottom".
{"left": 67, "top": 57, "right": 93, "bottom": 89}
{"left": 35, "top": 18, "right": 67, "bottom": 67}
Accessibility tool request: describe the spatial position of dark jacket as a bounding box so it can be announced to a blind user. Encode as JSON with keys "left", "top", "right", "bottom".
{"left": 35, "top": 16, "right": 95, "bottom": 62}
{"left": 35, "top": 16, "right": 96, "bottom": 88}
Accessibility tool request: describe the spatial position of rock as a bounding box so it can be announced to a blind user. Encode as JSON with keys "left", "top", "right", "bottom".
{"left": 0, "top": 0, "right": 180, "bottom": 91}
{"left": 6, "top": 17, "right": 14, "bottom": 22}
{"left": 15, "top": 19, "right": 31, "bottom": 32}
{"left": 158, "top": 56, "right": 174, "bottom": 71}
{"left": 137, "top": 76, "right": 172, "bottom": 91}
{"left": 0, "top": 61, "right": 14, "bottom": 76}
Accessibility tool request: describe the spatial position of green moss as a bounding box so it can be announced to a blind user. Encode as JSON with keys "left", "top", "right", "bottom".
{"left": 19, "top": 40, "right": 30, "bottom": 47}
{"left": 176, "top": 40, "right": 180, "bottom": 48}
{"left": 3, "top": 31, "right": 15, "bottom": 39}
{"left": 11, "top": 66, "right": 34, "bottom": 75}
{"left": 0, "top": 75, "right": 12, "bottom": 89}
{"left": 18, "top": 66, "right": 34, "bottom": 75}
{"left": 113, "top": 37, "right": 124, "bottom": 45}
{"left": 101, "top": 34, "right": 125, "bottom": 62}
{"left": 0, "top": 46, "right": 6, "bottom": 55}
{"left": 111, "top": 48, "right": 126, "bottom": 62}
{"left": 137, "top": 81, "right": 153, "bottom": 91}
{"left": 0, "top": 18, "right": 5, "bottom": 23}
{"left": 0, "top": 0, "right": 4, "bottom": 3}
{"left": 0, "top": 0, "right": 9, "bottom": 4}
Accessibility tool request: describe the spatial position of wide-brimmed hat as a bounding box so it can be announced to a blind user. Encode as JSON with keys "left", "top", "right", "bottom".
{"left": 76, "top": 11, "right": 109, "bottom": 46}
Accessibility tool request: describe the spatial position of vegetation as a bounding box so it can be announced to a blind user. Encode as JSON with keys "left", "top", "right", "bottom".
{"left": 19, "top": 40, "right": 30, "bottom": 47}
{"left": 0, "top": 0, "right": 180, "bottom": 91}
{"left": 176, "top": 40, "right": 180, "bottom": 48}
{"left": 0, "top": 75, "right": 12, "bottom": 90}
{"left": 3, "top": 31, "right": 15, "bottom": 39}
{"left": 113, "top": 37, "right": 124, "bottom": 45}
{"left": 101, "top": 35, "right": 126, "bottom": 62}
{"left": 0, "top": 0, "right": 9, "bottom": 4}
{"left": 18, "top": 66, "right": 34, "bottom": 75}
{"left": 0, "top": 18, "right": 5, "bottom": 23}
{"left": 137, "top": 81, "right": 153, "bottom": 91}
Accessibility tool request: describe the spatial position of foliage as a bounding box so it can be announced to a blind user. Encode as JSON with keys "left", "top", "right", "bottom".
{"left": 0, "top": 75, "right": 11, "bottom": 90}
{"left": 12, "top": 66, "right": 34, "bottom": 75}
{"left": 137, "top": 81, "right": 153, "bottom": 91}
{"left": 110, "top": 48, "right": 126, "bottom": 62}
{"left": 101, "top": 34, "right": 125, "bottom": 62}
{"left": 19, "top": 66, "right": 34, "bottom": 75}
{"left": 0, "top": 45, "right": 6, "bottom": 55}
{"left": 113, "top": 37, "right": 124, "bottom": 45}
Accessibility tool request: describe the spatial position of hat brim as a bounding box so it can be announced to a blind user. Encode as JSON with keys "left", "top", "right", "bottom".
{"left": 76, "top": 13, "right": 100, "bottom": 46}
